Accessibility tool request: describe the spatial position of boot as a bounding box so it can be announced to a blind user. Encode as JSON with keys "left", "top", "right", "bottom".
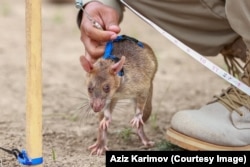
{"left": 166, "top": 40, "right": 250, "bottom": 150}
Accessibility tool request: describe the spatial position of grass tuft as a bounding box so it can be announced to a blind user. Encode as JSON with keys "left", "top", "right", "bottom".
{"left": 155, "top": 140, "right": 186, "bottom": 151}
{"left": 51, "top": 148, "right": 56, "bottom": 161}
{"left": 118, "top": 127, "right": 133, "bottom": 142}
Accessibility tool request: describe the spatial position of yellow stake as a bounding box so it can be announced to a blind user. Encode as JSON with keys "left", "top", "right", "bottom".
{"left": 26, "top": 0, "right": 43, "bottom": 166}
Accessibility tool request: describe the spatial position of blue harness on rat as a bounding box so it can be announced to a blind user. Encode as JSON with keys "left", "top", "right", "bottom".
{"left": 103, "top": 35, "right": 144, "bottom": 76}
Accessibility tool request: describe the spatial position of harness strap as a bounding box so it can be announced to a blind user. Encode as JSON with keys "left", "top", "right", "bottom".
{"left": 103, "top": 35, "right": 144, "bottom": 76}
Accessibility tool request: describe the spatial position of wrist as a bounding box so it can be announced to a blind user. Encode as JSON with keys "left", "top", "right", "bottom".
{"left": 77, "top": 0, "right": 124, "bottom": 22}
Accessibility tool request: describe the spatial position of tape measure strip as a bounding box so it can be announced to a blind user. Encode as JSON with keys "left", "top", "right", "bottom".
{"left": 120, "top": 0, "right": 250, "bottom": 96}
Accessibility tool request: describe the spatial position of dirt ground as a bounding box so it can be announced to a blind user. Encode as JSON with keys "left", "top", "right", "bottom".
{"left": 0, "top": 0, "right": 229, "bottom": 166}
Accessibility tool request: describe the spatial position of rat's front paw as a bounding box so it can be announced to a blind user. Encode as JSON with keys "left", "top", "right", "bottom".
{"left": 99, "top": 117, "right": 111, "bottom": 130}
{"left": 130, "top": 114, "right": 144, "bottom": 128}
{"left": 88, "top": 142, "right": 109, "bottom": 155}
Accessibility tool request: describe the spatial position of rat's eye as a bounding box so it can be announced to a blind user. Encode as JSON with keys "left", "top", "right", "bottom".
{"left": 103, "top": 85, "right": 110, "bottom": 93}
{"left": 88, "top": 87, "right": 94, "bottom": 94}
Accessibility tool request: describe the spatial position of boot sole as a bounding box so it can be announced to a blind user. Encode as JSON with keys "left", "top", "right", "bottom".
{"left": 166, "top": 128, "right": 250, "bottom": 150}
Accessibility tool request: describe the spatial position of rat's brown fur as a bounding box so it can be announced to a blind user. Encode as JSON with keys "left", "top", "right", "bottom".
{"left": 81, "top": 38, "right": 158, "bottom": 155}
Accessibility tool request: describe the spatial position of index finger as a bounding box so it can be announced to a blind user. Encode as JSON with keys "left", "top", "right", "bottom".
{"left": 81, "top": 17, "right": 117, "bottom": 42}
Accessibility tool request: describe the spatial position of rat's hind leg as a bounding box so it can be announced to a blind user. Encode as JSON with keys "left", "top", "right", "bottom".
{"left": 138, "top": 85, "right": 154, "bottom": 146}
{"left": 130, "top": 86, "right": 154, "bottom": 146}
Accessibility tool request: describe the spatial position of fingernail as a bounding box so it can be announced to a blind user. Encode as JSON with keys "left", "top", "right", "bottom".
{"left": 110, "top": 33, "right": 117, "bottom": 40}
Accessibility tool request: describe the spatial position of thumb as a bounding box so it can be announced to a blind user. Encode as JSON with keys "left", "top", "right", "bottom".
{"left": 106, "top": 24, "right": 120, "bottom": 40}
{"left": 106, "top": 24, "right": 120, "bottom": 34}
{"left": 102, "top": 9, "right": 121, "bottom": 34}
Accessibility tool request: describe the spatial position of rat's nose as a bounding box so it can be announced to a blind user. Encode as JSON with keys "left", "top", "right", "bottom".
{"left": 91, "top": 99, "right": 105, "bottom": 112}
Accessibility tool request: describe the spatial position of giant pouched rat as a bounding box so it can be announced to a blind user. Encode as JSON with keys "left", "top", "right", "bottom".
{"left": 80, "top": 35, "right": 158, "bottom": 155}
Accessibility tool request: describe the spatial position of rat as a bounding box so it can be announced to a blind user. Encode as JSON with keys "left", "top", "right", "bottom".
{"left": 80, "top": 35, "right": 158, "bottom": 155}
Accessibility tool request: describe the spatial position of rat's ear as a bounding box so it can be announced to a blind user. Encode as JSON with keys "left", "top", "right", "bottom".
{"left": 110, "top": 56, "right": 126, "bottom": 75}
{"left": 80, "top": 56, "right": 94, "bottom": 73}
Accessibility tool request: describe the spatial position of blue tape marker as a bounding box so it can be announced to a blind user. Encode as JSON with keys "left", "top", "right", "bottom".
{"left": 18, "top": 150, "right": 43, "bottom": 166}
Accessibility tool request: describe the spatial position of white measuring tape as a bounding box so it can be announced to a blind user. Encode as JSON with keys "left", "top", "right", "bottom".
{"left": 121, "top": 0, "right": 250, "bottom": 96}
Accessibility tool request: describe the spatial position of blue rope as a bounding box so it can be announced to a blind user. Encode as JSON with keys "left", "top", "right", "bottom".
{"left": 102, "top": 35, "right": 144, "bottom": 76}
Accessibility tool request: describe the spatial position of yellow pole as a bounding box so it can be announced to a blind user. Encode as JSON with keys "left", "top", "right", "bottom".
{"left": 26, "top": 0, "right": 43, "bottom": 166}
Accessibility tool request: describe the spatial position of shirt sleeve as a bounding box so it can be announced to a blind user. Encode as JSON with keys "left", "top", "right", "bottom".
{"left": 82, "top": 0, "right": 124, "bottom": 21}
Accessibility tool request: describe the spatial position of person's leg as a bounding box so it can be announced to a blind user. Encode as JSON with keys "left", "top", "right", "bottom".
{"left": 123, "top": 0, "right": 239, "bottom": 56}
{"left": 123, "top": 0, "right": 250, "bottom": 150}
{"left": 167, "top": 0, "right": 250, "bottom": 150}
{"left": 226, "top": 0, "right": 250, "bottom": 50}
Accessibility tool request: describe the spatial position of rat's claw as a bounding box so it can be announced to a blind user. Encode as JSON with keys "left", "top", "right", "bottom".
{"left": 96, "top": 146, "right": 109, "bottom": 156}
{"left": 88, "top": 142, "right": 97, "bottom": 151}
{"left": 141, "top": 140, "right": 155, "bottom": 147}
{"left": 90, "top": 148, "right": 98, "bottom": 155}
{"left": 99, "top": 118, "right": 111, "bottom": 130}
{"left": 88, "top": 142, "right": 109, "bottom": 155}
{"left": 130, "top": 114, "right": 144, "bottom": 128}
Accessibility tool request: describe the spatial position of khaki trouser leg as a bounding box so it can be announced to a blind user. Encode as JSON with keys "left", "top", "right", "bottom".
{"left": 123, "top": 0, "right": 250, "bottom": 150}
{"left": 123, "top": 0, "right": 241, "bottom": 56}
{"left": 225, "top": 0, "right": 250, "bottom": 51}
{"left": 220, "top": 1, "right": 250, "bottom": 68}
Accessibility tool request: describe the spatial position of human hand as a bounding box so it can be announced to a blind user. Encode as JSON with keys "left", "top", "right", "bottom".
{"left": 80, "top": 1, "right": 121, "bottom": 63}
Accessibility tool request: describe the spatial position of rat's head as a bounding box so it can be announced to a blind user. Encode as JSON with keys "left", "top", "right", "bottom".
{"left": 80, "top": 56, "right": 125, "bottom": 112}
